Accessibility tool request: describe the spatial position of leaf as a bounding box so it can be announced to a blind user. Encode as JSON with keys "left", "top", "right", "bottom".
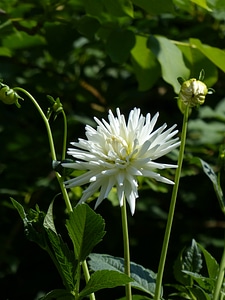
{"left": 182, "top": 271, "right": 214, "bottom": 292}
{"left": 78, "top": 270, "right": 133, "bottom": 299}
{"left": 131, "top": 35, "right": 160, "bottom": 91}
{"left": 39, "top": 289, "right": 74, "bottom": 300}
{"left": 197, "top": 243, "right": 219, "bottom": 279}
{"left": 190, "top": 0, "right": 212, "bottom": 11}
{"left": 66, "top": 204, "right": 105, "bottom": 262}
{"left": 43, "top": 200, "right": 57, "bottom": 234}
{"left": 11, "top": 198, "right": 47, "bottom": 249}
{"left": 199, "top": 159, "right": 225, "bottom": 214}
{"left": 46, "top": 229, "right": 77, "bottom": 290}
{"left": 118, "top": 296, "right": 152, "bottom": 300}
{"left": 132, "top": 0, "right": 174, "bottom": 14}
{"left": 147, "top": 35, "right": 190, "bottom": 93}
{"left": 183, "top": 239, "right": 203, "bottom": 273}
{"left": 88, "top": 253, "right": 157, "bottom": 296}
{"left": 190, "top": 38, "right": 225, "bottom": 73}
{"left": 187, "top": 286, "right": 212, "bottom": 300}
{"left": 106, "top": 29, "right": 135, "bottom": 63}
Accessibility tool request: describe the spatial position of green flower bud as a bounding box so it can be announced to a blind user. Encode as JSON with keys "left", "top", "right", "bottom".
{"left": 179, "top": 78, "right": 208, "bottom": 107}
{"left": 0, "top": 82, "right": 23, "bottom": 108}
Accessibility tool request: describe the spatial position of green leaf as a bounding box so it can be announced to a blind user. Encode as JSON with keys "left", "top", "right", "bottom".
{"left": 106, "top": 29, "right": 135, "bottom": 63}
{"left": 79, "top": 270, "right": 132, "bottom": 299}
{"left": 183, "top": 239, "right": 203, "bottom": 273}
{"left": 66, "top": 204, "right": 105, "bottom": 262}
{"left": 46, "top": 229, "right": 77, "bottom": 290}
{"left": 43, "top": 200, "right": 57, "bottom": 234}
{"left": 118, "top": 296, "right": 152, "bottom": 300}
{"left": 187, "top": 286, "right": 211, "bottom": 300}
{"left": 2, "top": 32, "right": 46, "bottom": 50}
{"left": 39, "top": 289, "right": 74, "bottom": 300}
{"left": 197, "top": 243, "right": 219, "bottom": 279}
{"left": 11, "top": 198, "right": 47, "bottom": 249}
{"left": 131, "top": 35, "right": 160, "bottom": 91}
{"left": 132, "top": 0, "right": 174, "bottom": 14}
{"left": 147, "top": 35, "right": 190, "bottom": 93}
{"left": 190, "top": 0, "right": 212, "bottom": 11}
{"left": 190, "top": 38, "right": 225, "bottom": 73}
{"left": 178, "top": 43, "right": 218, "bottom": 87}
{"left": 0, "top": 47, "right": 12, "bottom": 57}
{"left": 182, "top": 271, "right": 214, "bottom": 292}
{"left": 200, "top": 159, "right": 225, "bottom": 214}
{"left": 88, "top": 253, "right": 157, "bottom": 296}
{"left": 77, "top": 16, "right": 100, "bottom": 40}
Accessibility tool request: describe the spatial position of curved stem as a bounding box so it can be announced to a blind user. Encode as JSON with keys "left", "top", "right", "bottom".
{"left": 14, "top": 87, "right": 94, "bottom": 299}
{"left": 121, "top": 197, "right": 132, "bottom": 300}
{"left": 154, "top": 105, "right": 190, "bottom": 300}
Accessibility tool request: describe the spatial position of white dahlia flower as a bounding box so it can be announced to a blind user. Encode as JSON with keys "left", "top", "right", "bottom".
{"left": 63, "top": 108, "right": 180, "bottom": 215}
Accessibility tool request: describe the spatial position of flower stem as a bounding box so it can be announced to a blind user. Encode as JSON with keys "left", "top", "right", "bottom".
{"left": 121, "top": 198, "right": 132, "bottom": 300}
{"left": 14, "top": 87, "right": 95, "bottom": 300}
{"left": 213, "top": 233, "right": 225, "bottom": 300}
{"left": 154, "top": 105, "right": 190, "bottom": 300}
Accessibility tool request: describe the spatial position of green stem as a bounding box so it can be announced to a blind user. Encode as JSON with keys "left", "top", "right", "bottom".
{"left": 14, "top": 87, "right": 94, "bottom": 300}
{"left": 121, "top": 197, "right": 132, "bottom": 300}
{"left": 213, "top": 233, "right": 225, "bottom": 300}
{"left": 154, "top": 105, "right": 190, "bottom": 300}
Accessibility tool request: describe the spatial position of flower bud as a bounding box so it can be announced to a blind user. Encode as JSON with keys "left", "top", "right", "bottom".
{"left": 179, "top": 78, "right": 208, "bottom": 107}
{"left": 0, "top": 82, "right": 23, "bottom": 108}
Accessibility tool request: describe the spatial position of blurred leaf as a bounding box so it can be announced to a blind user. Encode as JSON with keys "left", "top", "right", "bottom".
{"left": 131, "top": 35, "right": 160, "bottom": 91}
{"left": 190, "top": 0, "right": 212, "bottom": 11}
{"left": 106, "top": 29, "right": 135, "bottom": 63}
{"left": 132, "top": 0, "right": 174, "bottom": 14}
{"left": 79, "top": 270, "right": 133, "bottom": 299}
{"left": 89, "top": 253, "right": 157, "bottom": 296}
{"left": 0, "top": 47, "right": 12, "bottom": 57}
{"left": 77, "top": 16, "right": 100, "bottom": 40}
{"left": 2, "top": 31, "right": 46, "bottom": 49}
{"left": 190, "top": 38, "right": 225, "bottom": 73}
{"left": 147, "top": 35, "right": 190, "bottom": 93}
{"left": 66, "top": 204, "right": 105, "bottom": 261}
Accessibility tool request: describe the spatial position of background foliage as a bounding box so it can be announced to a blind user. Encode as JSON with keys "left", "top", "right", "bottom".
{"left": 0, "top": 0, "right": 225, "bottom": 299}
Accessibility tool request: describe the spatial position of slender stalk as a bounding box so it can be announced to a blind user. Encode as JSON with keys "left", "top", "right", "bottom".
{"left": 154, "top": 105, "right": 190, "bottom": 300}
{"left": 213, "top": 233, "right": 225, "bottom": 300}
{"left": 121, "top": 197, "right": 132, "bottom": 300}
{"left": 14, "top": 87, "right": 95, "bottom": 300}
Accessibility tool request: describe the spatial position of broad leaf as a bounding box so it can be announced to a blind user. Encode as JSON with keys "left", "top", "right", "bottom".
{"left": 88, "top": 253, "right": 157, "bottom": 296}
{"left": 131, "top": 35, "right": 160, "bottom": 91}
{"left": 190, "top": 38, "right": 225, "bottom": 73}
{"left": 197, "top": 244, "right": 219, "bottom": 279}
{"left": 190, "top": 0, "right": 212, "bottom": 11}
{"left": 66, "top": 204, "right": 105, "bottom": 261}
{"left": 132, "top": 0, "right": 174, "bottom": 14}
{"left": 147, "top": 35, "right": 190, "bottom": 93}
{"left": 78, "top": 270, "right": 133, "bottom": 299}
{"left": 182, "top": 271, "right": 214, "bottom": 292}
{"left": 183, "top": 239, "right": 203, "bottom": 273}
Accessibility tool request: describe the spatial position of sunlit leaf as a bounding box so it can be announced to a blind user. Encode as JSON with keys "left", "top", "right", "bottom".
{"left": 190, "top": 0, "right": 212, "bottom": 11}
{"left": 89, "top": 253, "right": 157, "bottom": 296}
{"left": 147, "top": 35, "right": 190, "bottom": 93}
{"left": 66, "top": 204, "right": 105, "bottom": 261}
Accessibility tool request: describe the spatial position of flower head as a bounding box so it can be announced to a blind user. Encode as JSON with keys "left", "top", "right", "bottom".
{"left": 0, "top": 82, "right": 23, "bottom": 108}
{"left": 63, "top": 108, "right": 180, "bottom": 215}
{"left": 179, "top": 78, "right": 208, "bottom": 107}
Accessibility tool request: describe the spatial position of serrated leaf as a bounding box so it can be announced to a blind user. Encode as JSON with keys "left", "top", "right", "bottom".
{"left": 43, "top": 200, "right": 57, "bottom": 234}
{"left": 88, "top": 253, "right": 157, "bottom": 296}
{"left": 46, "top": 229, "right": 77, "bottom": 290}
{"left": 147, "top": 35, "right": 190, "bottom": 93}
{"left": 78, "top": 270, "right": 132, "bottom": 299}
{"left": 131, "top": 35, "right": 160, "bottom": 91}
{"left": 66, "top": 204, "right": 105, "bottom": 262}
{"left": 39, "top": 289, "right": 74, "bottom": 300}
{"left": 183, "top": 239, "right": 203, "bottom": 274}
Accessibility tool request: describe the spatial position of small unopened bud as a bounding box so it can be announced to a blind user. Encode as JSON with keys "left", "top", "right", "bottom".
{"left": 0, "top": 82, "right": 23, "bottom": 108}
{"left": 179, "top": 78, "right": 208, "bottom": 107}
